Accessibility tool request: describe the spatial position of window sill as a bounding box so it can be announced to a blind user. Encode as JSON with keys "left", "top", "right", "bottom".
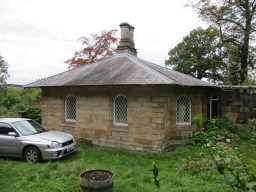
{"left": 113, "top": 123, "right": 128, "bottom": 132}
{"left": 176, "top": 123, "right": 191, "bottom": 127}
{"left": 114, "top": 122, "right": 128, "bottom": 127}
{"left": 62, "top": 120, "right": 76, "bottom": 128}
{"left": 65, "top": 119, "right": 76, "bottom": 123}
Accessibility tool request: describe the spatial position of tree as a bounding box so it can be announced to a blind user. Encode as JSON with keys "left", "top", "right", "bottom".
{"left": 224, "top": 44, "right": 241, "bottom": 84}
{"left": 192, "top": 0, "right": 256, "bottom": 84}
{"left": 0, "top": 86, "right": 41, "bottom": 122}
{"left": 165, "top": 27, "right": 226, "bottom": 83}
{"left": 66, "top": 29, "right": 118, "bottom": 68}
{"left": 0, "top": 54, "right": 8, "bottom": 103}
{"left": 0, "top": 54, "right": 8, "bottom": 85}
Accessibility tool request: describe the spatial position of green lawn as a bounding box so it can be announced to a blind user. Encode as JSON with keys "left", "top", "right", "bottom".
{"left": 0, "top": 141, "right": 255, "bottom": 192}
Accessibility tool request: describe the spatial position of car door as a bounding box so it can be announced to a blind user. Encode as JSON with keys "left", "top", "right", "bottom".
{"left": 0, "top": 123, "right": 21, "bottom": 156}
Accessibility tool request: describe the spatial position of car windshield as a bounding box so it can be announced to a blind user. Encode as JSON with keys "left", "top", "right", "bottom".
{"left": 12, "top": 120, "right": 47, "bottom": 136}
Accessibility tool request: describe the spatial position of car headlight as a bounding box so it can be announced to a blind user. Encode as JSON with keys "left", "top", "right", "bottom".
{"left": 50, "top": 141, "right": 62, "bottom": 149}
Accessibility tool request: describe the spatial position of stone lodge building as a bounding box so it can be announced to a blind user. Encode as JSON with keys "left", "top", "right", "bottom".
{"left": 26, "top": 23, "right": 220, "bottom": 151}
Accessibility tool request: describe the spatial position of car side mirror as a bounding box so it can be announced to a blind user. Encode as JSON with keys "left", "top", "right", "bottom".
{"left": 8, "top": 132, "right": 17, "bottom": 137}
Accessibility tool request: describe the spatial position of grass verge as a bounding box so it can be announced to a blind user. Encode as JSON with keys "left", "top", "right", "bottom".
{"left": 0, "top": 141, "right": 255, "bottom": 192}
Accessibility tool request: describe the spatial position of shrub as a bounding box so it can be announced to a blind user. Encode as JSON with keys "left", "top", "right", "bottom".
{"left": 192, "top": 118, "right": 239, "bottom": 145}
{"left": 247, "top": 119, "right": 256, "bottom": 141}
{"left": 152, "top": 161, "right": 160, "bottom": 191}
{"left": 182, "top": 141, "right": 256, "bottom": 191}
{"left": 184, "top": 118, "right": 256, "bottom": 191}
{"left": 181, "top": 156, "right": 213, "bottom": 174}
{"left": 0, "top": 86, "right": 42, "bottom": 122}
{"left": 21, "top": 107, "right": 41, "bottom": 124}
{"left": 231, "top": 119, "right": 256, "bottom": 140}
{"left": 248, "top": 119, "right": 256, "bottom": 130}
{"left": 211, "top": 143, "right": 256, "bottom": 192}
{"left": 192, "top": 115, "right": 205, "bottom": 129}
{"left": 0, "top": 107, "right": 8, "bottom": 116}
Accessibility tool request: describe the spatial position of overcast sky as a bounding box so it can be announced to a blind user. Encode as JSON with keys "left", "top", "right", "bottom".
{"left": 0, "top": 0, "right": 205, "bottom": 85}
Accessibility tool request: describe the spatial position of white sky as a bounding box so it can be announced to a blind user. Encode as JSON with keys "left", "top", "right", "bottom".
{"left": 0, "top": 0, "right": 204, "bottom": 85}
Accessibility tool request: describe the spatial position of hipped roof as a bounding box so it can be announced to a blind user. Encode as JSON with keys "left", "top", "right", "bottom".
{"left": 25, "top": 53, "right": 214, "bottom": 88}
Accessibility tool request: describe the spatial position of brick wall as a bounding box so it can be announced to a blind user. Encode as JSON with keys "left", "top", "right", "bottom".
{"left": 41, "top": 86, "right": 209, "bottom": 151}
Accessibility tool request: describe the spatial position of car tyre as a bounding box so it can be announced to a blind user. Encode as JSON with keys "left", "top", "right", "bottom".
{"left": 24, "top": 146, "right": 41, "bottom": 163}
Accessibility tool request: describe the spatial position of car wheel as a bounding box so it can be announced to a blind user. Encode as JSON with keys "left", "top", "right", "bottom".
{"left": 24, "top": 146, "right": 41, "bottom": 163}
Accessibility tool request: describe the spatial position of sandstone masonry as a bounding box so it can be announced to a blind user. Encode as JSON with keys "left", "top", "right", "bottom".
{"left": 41, "top": 86, "right": 211, "bottom": 152}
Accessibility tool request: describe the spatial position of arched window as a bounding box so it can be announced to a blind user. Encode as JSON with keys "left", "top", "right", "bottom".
{"left": 113, "top": 95, "right": 128, "bottom": 126}
{"left": 65, "top": 95, "right": 76, "bottom": 122}
{"left": 176, "top": 96, "right": 191, "bottom": 125}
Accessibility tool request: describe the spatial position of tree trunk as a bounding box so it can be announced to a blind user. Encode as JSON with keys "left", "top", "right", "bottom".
{"left": 240, "top": 0, "right": 252, "bottom": 84}
{"left": 240, "top": 41, "right": 249, "bottom": 83}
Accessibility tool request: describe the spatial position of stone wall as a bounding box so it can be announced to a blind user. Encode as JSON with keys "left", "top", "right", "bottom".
{"left": 161, "top": 88, "right": 208, "bottom": 150}
{"left": 222, "top": 86, "right": 256, "bottom": 123}
{"left": 41, "top": 85, "right": 210, "bottom": 151}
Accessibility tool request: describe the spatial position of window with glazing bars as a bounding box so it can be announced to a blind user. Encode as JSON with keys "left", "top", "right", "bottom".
{"left": 113, "top": 95, "right": 128, "bottom": 125}
{"left": 65, "top": 95, "right": 76, "bottom": 121}
{"left": 176, "top": 96, "right": 191, "bottom": 125}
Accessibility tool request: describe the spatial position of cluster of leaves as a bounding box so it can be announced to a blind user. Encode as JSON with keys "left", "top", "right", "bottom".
{"left": 66, "top": 29, "right": 118, "bottom": 68}
{"left": 0, "top": 55, "right": 8, "bottom": 85}
{"left": 182, "top": 118, "right": 239, "bottom": 174}
{"left": 211, "top": 143, "right": 256, "bottom": 191}
{"left": 168, "top": 0, "right": 256, "bottom": 84}
{"left": 181, "top": 154, "right": 213, "bottom": 174}
{"left": 247, "top": 119, "right": 256, "bottom": 140}
{"left": 0, "top": 86, "right": 41, "bottom": 123}
{"left": 229, "top": 119, "right": 256, "bottom": 141}
{"left": 166, "top": 27, "right": 226, "bottom": 83}
{"left": 152, "top": 161, "right": 160, "bottom": 191}
{"left": 183, "top": 146, "right": 256, "bottom": 191}
{"left": 192, "top": 0, "right": 256, "bottom": 84}
{"left": 183, "top": 118, "right": 256, "bottom": 191}
{"left": 21, "top": 108, "right": 41, "bottom": 124}
{"left": 192, "top": 118, "right": 240, "bottom": 145}
{"left": 192, "top": 114, "right": 206, "bottom": 129}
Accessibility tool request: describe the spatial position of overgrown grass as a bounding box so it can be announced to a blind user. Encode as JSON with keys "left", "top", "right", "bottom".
{"left": 0, "top": 141, "right": 255, "bottom": 192}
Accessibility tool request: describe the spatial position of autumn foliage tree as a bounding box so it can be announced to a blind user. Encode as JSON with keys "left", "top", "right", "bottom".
{"left": 66, "top": 29, "right": 118, "bottom": 68}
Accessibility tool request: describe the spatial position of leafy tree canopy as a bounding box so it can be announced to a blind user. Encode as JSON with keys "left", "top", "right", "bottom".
{"left": 0, "top": 54, "right": 8, "bottom": 85}
{"left": 165, "top": 27, "right": 226, "bottom": 83}
{"left": 192, "top": 0, "right": 256, "bottom": 84}
{"left": 66, "top": 29, "right": 118, "bottom": 69}
{"left": 0, "top": 86, "right": 41, "bottom": 122}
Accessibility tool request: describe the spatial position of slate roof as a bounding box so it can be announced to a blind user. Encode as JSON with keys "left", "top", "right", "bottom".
{"left": 25, "top": 53, "right": 214, "bottom": 88}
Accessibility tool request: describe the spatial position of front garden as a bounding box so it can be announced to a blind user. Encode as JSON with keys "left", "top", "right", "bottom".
{"left": 0, "top": 119, "right": 256, "bottom": 192}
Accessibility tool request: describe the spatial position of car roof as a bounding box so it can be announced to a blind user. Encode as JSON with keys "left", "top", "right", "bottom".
{"left": 0, "top": 118, "right": 30, "bottom": 124}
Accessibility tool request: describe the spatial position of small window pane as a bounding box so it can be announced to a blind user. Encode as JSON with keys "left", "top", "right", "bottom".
{"left": 65, "top": 95, "right": 76, "bottom": 121}
{"left": 113, "top": 95, "right": 128, "bottom": 125}
{"left": 176, "top": 96, "right": 191, "bottom": 124}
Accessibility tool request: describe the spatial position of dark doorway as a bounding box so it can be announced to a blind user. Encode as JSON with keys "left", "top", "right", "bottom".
{"left": 207, "top": 96, "right": 220, "bottom": 120}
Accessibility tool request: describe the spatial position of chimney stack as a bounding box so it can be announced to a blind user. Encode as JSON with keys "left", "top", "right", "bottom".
{"left": 117, "top": 22, "right": 137, "bottom": 55}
